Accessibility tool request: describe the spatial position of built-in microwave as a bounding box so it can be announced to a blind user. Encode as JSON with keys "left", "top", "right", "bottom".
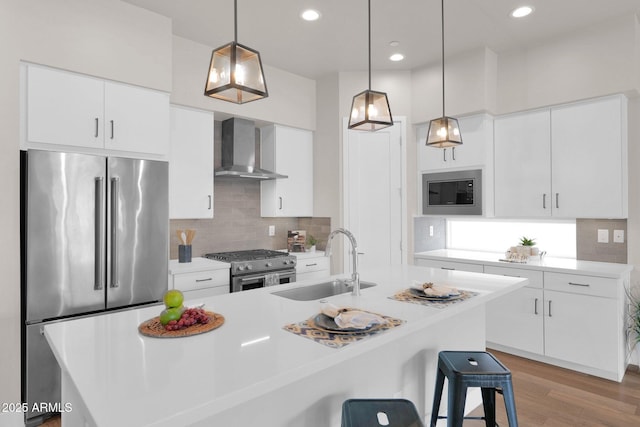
{"left": 422, "top": 169, "right": 482, "bottom": 215}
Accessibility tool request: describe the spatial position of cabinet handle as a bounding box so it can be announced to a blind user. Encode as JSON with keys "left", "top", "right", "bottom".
{"left": 502, "top": 274, "right": 521, "bottom": 278}
{"left": 452, "top": 147, "right": 456, "bottom": 161}
{"left": 195, "top": 278, "right": 213, "bottom": 283}
{"left": 110, "top": 120, "right": 114, "bottom": 140}
{"left": 208, "top": 195, "right": 212, "bottom": 210}
{"left": 443, "top": 149, "right": 447, "bottom": 162}
{"left": 548, "top": 300, "right": 552, "bottom": 317}
{"left": 555, "top": 193, "right": 559, "bottom": 209}
{"left": 305, "top": 263, "right": 318, "bottom": 267}
{"left": 543, "top": 194, "right": 546, "bottom": 209}
{"left": 534, "top": 298, "right": 538, "bottom": 315}
{"left": 278, "top": 196, "right": 283, "bottom": 210}
{"left": 441, "top": 267, "right": 455, "bottom": 270}
{"left": 568, "top": 282, "right": 590, "bottom": 287}
{"left": 95, "top": 118, "right": 99, "bottom": 138}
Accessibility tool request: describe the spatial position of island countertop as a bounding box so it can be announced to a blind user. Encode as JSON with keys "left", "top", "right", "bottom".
{"left": 44, "top": 264, "right": 528, "bottom": 427}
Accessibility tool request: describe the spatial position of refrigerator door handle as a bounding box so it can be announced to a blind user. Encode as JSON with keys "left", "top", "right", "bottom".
{"left": 110, "top": 177, "right": 120, "bottom": 288}
{"left": 95, "top": 177, "right": 104, "bottom": 290}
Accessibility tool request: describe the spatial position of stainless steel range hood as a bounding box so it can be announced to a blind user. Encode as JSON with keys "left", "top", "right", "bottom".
{"left": 215, "top": 118, "right": 287, "bottom": 180}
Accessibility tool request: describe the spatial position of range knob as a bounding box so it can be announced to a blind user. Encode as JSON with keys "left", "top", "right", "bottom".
{"left": 246, "top": 264, "right": 253, "bottom": 270}
{"left": 266, "top": 262, "right": 273, "bottom": 267}
{"left": 236, "top": 265, "right": 244, "bottom": 271}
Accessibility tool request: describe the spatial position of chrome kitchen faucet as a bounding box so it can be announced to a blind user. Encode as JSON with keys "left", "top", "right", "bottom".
{"left": 325, "top": 228, "right": 361, "bottom": 296}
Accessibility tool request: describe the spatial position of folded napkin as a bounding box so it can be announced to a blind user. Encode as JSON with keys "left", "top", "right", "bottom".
{"left": 411, "top": 281, "right": 460, "bottom": 297}
{"left": 320, "top": 303, "right": 387, "bottom": 330}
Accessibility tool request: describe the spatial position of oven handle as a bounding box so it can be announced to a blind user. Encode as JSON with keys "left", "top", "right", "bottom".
{"left": 239, "top": 270, "right": 296, "bottom": 282}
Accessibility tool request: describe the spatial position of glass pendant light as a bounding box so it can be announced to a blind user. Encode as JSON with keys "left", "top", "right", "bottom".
{"left": 426, "top": 0, "right": 462, "bottom": 147}
{"left": 348, "top": 0, "right": 393, "bottom": 131}
{"left": 204, "top": 0, "right": 268, "bottom": 104}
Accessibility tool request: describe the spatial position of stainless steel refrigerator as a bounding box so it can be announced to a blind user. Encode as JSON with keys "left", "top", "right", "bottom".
{"left": 20, "top": 149, "right": 169, "bottom": 426}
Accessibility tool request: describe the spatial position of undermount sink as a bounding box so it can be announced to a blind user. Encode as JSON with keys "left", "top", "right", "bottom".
{"left": 272, "top": 280, "right": 376, "bottom": 301}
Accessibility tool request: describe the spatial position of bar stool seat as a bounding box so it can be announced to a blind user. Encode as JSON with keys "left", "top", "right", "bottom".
{"left": 430, "top": 351, "right": 518, "bottom": 427}
{"left": 342, "top": 398, "right": 424, "bottom": 427}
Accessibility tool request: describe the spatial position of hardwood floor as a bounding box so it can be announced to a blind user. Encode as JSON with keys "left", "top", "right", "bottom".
{"left": 467, "top": 349, "right": 640, "bottom": 426}
{"left": 39, "top": 349, "right": 640, "bottom": 426}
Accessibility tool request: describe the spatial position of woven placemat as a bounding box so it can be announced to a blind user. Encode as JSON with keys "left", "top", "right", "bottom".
{"left": 138, "top": 311, "right": 224, "bottom": 338}
{"left": 283, "top": 312, "right": 405, "bottom": 349}
{"left": 388, "top": 289, "right": 479, "bottom": 309}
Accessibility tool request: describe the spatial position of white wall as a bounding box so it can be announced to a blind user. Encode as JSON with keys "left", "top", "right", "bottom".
{"left": 496, "top": 14, "right": 638, "bottom": 114}
{"left": 171, "top": 36, "right": 316, "bottom": 131}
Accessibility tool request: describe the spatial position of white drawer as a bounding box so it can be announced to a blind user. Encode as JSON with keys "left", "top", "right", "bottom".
{"left": 544, "top": 272, "right": 618, "bottom": 299}
{"left": 173, "top": 269, "right": 229, "bottom": 292}
{"left": 414, "top": 258, "right": 484, "bottom": 273}
{"left": 296, "top": 256, "right": 330, "bottom": 274}
{"left": 484, "top": 265, "right": 543, "bottom": 289}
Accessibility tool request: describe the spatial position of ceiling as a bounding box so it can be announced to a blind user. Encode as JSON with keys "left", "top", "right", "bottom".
{"left": 123, "top": 0, "right": 640, "bottom": 80}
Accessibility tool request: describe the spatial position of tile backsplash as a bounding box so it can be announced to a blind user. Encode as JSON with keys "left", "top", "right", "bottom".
{"left": 576, "top": 218, "right": 627, "bottom": 264}
{"left": 169, "top": 120, "right": 330, "bottom": 259}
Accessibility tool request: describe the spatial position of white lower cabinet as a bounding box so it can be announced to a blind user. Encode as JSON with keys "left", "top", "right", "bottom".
{"left": 485, "top": 266, "right": 544, "bottom": 355}
{"left": 485, "top": 266, "right": 626, "bottom": 381}
{"left": 295, "top": 253, "right": 330, "bottom": 282}
{"left": 169, "top": 258, "right": 230, "bottom": 299}
{"left": 414, "top": 258, "right": 484, "bottom": 273}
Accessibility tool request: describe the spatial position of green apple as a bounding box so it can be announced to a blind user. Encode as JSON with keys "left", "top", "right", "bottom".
{"left": 163, "top": 289, "right": 184, "bottom": 308}
{"left": 159, "top": 307, "right": 183, "bottom": 325}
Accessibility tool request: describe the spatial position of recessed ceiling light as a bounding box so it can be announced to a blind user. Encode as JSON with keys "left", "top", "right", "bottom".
{"left": 301, "top": 9, "right": 320, "bottom": 21}
{"left": 511, "top": 6, "right": 534, "bottom": 18}
{"left": 389, "top": 53, "right": 404, "bottom": 62}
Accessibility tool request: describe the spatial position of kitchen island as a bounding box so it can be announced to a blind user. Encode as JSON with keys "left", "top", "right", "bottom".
{"left": 44, "top": 264, "right": 527, "bottom": 427}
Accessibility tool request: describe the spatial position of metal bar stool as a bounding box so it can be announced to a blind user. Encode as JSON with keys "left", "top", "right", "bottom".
{"left": 430, "top": 351, "right": 518, "bottom": 427}
{"left": 342, "top": 398, "right": 424, "bottom": 427}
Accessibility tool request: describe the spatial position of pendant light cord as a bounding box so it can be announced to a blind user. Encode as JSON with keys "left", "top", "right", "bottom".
{"left": 440, "top": 0, "right": 445, "bottom": 117}
{"left": 368, "top": 0, "right": 372, "bottom": 90}
{"left": 234, "top": 0, "right": 238, "bottom": 43}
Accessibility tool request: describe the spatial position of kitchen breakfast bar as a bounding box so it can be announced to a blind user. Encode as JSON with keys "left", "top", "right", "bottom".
{"left": 44, "top": 265, "right": 527, "bottom": 427}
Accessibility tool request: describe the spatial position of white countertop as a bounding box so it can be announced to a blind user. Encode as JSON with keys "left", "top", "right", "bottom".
{"left": 168, "top": 257, "right": 230, "bottom": 274}
{"left": 44, "top": 264, "right": 527, "bottom": 427}
{"left": 414, "top": 249, "right": 632, "bottom": 278}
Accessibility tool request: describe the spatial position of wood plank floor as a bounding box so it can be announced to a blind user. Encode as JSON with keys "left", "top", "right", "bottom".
{"left": 467, "top": 349, "right": 640, "bottom": 426}
{"left": 40, "top": 349, "right": 640, "bottom": 426}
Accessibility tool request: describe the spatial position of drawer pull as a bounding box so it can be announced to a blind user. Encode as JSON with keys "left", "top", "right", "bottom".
{"left": 305, "top": 263, "right": 318, "bottom": 267}
{"left": 534, "top": 298, "right": 538, "bottom": 315}
{"left": 502, "top": 274, "right": 521, "bottom": 278}
{"left": 195, "top": 278, "right": 213, "bottom": 282}
{"left": 441, "top": 267, "right": 455, "bottom": 271}
{"left": 568, "top": 282, "right": 590, "bottom": 287}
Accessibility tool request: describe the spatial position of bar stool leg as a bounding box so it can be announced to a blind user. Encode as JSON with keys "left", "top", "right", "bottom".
{"left": 502, "top": 381, "right": 519, "bottom": 427}
{"left": 481, "top": 387, "right": 496, "bottom": 427}
{"left": 430, "top": 369, "right": 446, "bottom": 427}
{"left": 448, "top": 380, "right": 467, "bottom": 427}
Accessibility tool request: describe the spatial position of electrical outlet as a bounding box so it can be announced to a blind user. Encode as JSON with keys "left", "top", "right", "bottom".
{"left": 597, "top": 229, "right": 609, "bottom": 243}
{"left": 613, "top": 229, "right": 625, "bottom": 243}
{"left": 268, "top": 225, "right": 275, "bottom": 236}
{"left": 429, "top": 225, "right": 434, "bottom": 237}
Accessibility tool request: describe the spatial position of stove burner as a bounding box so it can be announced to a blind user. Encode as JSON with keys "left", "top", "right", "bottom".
{"left": 205, "top": 249, "right": 289, "bottom": 262}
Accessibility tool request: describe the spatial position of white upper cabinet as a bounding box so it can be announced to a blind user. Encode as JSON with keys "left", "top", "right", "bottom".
{"left": 260, "top": 125, "right": 313, "bottom": 217}
{"left": 169, "top": 106, "right": 214, "bottom": 219}
{"left": 24, "top": 64, "right": 169, "bottom": 157}
{"left": 494, "top": 95, "right": 627, "bottom": 218}
{"left": 417, "top": 114, "right": 493, "bottom": 172}
{"left": 494, "top": 109, "right": 552, "bottom": 217}
{"left": 551, "top": 96, "right": 627, "bottom": 218}
{"left": 103, "top": 81, "right": 169, "bottom": 155}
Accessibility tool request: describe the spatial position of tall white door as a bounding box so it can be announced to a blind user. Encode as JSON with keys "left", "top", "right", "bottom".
{"left": 343, "top": 119, "right": 404, "bottom": 274}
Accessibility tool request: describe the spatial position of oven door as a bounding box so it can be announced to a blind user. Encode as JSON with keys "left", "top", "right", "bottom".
{"left": 232, "top": 269, "right": 296, "bottom": 292}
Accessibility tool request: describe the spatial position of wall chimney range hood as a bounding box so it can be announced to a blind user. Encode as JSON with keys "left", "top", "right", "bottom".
{"left": 215, "top": 118, "right": 287, "bottom": 180}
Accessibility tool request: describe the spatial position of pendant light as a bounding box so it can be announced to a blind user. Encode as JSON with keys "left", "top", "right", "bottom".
{"left": 426, "top": 0, "right": 462, "bottom": 147}
{"left": 204, "top": 0, "right": 268, "bottom": 104}
{"left": 348, "top": 0, "right": 393, "bottom": 131}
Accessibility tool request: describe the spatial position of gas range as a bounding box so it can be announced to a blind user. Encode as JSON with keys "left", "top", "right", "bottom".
{"left": 204, "top": 249, "right": 297, "bottom": 292}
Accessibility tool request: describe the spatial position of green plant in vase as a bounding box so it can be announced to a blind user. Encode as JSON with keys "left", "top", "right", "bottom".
{"left": 518, "top": 236, "right": 538, "bottom": 256}
{"left": 306, "top": 235, "right": 318, "bottom": 252}
{"left": 519, "top": 236, "right": 536, "bottom": 247}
